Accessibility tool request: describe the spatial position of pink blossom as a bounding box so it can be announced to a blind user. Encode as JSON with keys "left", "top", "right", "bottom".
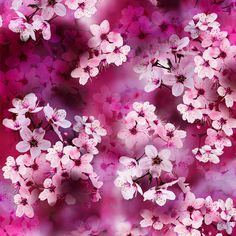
{"left": 192, "top": 145, "right": 223, "bottom": 164}
{"left": 114, "top": 171, "right": 142, "bottom": 200}
{"left": 46, "top": 141, "right": 67, "bottom": 168}
{"left": 119, "top": 156, "right": 142, "bottom": 177}
{"left": 9, "top": 93, "right": 42, "bottom": 115}
{"left": 218, "top": 86, "right": 236, "bottom": 108}
{"left": 194, "top": 52, "right": 217, "bottom": 79}
{"left": 126, "top": 102, "right": 156, "bottom": 125}
{"left": 212, "top": 109, "right": 236, "bottom": 136}
{"left": 179, "top": 192, "right": 204, "bottom": 229}
{"left": 3, "top": 115, "right": 30, "bottom": 131}
{"left": 62, "top": 146, "right": 94, "bottom": 180}
{"left": 168, "top": 34, "right": 189, "bottom": 51}
{"left": 84, "top": 118, "right": 107, "bottom": 142}
{"left": 117, "top": 119, "right": 149, "bottom": 148}
{"left": 14, "top": 188, "right": 37, "bottom": 218}
{"left": 9, "top": 11, "right": 35, "bottom": 41}
{"left": 201, "top": 28, "right": 228, "bottom": 48}
{"left": 206, "top": 128, "right": 232, "bottom": 149}
{"left": 88, "top": 20, "right": 110, "bottom": 48}
{"left": 143, "top": 187, "right": 176, "bottom": 206}
{"left": 73, "top": 0, "right": 97, "bottom": 19}
{"left": 177, "top": 99, "right": 203, "bottom": 123}
{"left": 72, "top": 132, "right": 98, "bottom": 155}
{"left": 71, "top": 53, "right": 99, "bottom": 85}
{"left": 163, "top": 64, "right": 194, "bottom": 97}
{"left": 203, "top": 196, "right": 220, "bottom": 225}
{"left": 106, "top": 33, "right": 130, "bottom": 66}
{"left": 41, "top": 0, "right": 67, "bottom": 20}
{"left": 32, "top": 16, "right": 51, "bottom": 40}
{"left": 43, "top": 104, "right": 71, "bottom": 140}
{"left": 174, "top": 223, "right": 201, "bottom": 236}
{"left": 16, "top": 127, "right": 51, "bottom": 158}
{"left": 2, "top": 155, "right": 27, "bottom": 183}
{"left": 154, "top": 123, "right": 186, "bottom": 148}
{"left": 139, "top": 145, "right": 172, "bottom": 177}
{"left": 38, "top": 176, "right": 61, "bottom": 206}
{"left": 140, "top": 209, "right": 164, "bottom": 230}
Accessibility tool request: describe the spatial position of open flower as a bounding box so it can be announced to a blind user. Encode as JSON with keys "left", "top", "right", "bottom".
{"left": 9, "top": 93, "right": 42, "bottom": 115}
{"left": 3, "top": 114, "right": 30, "bottom": 130}
{"left": 139, "top": 145, "right": 172, "bottom": 177}
{"left": 140, "top": 209, "right": 164, "bottom": 230}
{"left": 193, "top": 145, "right": 223, "bottom": 164}
{"left": 41, "top": 0, "right": 67, "bottom": 20}
{"left": 38, "top": 176, "right": 61, "bottom": 206}
{"left": 71, "top": 53, "right": 99, "bottom": 85}
{"left": 14, "top": 188, "right": 37, "bottom": 218}
{"left": 44, "top": 104, "right": 71, "bottom": 140}
{"left": 16, "top": 127, "right": 51, "bottom": 158}
{"left": 88, "top": 20, "right": 110, "bottom": 48}
{"left": 114, "top": 171, "right": 143, "bottom": 200}
{"left": 143, "top": 187, "right": 176, "bottom": 206}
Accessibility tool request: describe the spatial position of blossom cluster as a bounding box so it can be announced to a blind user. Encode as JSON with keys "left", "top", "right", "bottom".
{"left": 2, "top": 93, "right": 106, "bottom": 218}
{"left": 9, "top": 0, "right": 98, "bottom": 41}
{"left": 71, "top": 20, "right": 130, "bottom": 85}
{"left": 140, "top": 192, "right": 236, "bottom": 236}
{"left": 129, "top": 12, "right": 236, "bottom": 164}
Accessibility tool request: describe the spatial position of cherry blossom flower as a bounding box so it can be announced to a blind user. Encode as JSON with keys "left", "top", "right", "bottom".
{"left": 72, "top": 132, "right": 98, "bottom": 155}
{"left": 195, "top": 13, "right": 219, "bottom": 31}
{"left": 14, "top": 188, "right": 37, "bottom": 218}
{"left": 143, "top": 187, "right": 176, "bottom": 206}
{"left": 217, "top": 198, "right": 236, "bottom": 234}
{"left": 46, "top": 141, "right": 67, "bottom": 168}
{"left": 194, "top": 52, "right": 217, "bottom": 79}
{"left": 41, "top": 0, "right": 67, "bottom": 20}
{"left": 202, "top": 196, "right": 220, "bottom": 225}
{"left": 16, "top": 127, "right": 51, "bottom": 158}
{"left": 179, "top": 192, "right": 204, "bottom": 229}
{"left": 9, "top": 11, "right": 35, "bottom": 41}
{"left": 2, "top": 155, "right": 27, "bottom": 183}
{"left": 139, "top": 145, "right": 172, "bottom": 177}
{"left": 73, "top": 0, "right": 97, "bottom": 19}
{"left": 62, "top": 146, "right": 94, "bottom": 180}
{"left": 201, "top": 28, "right": 228, "bottom": 48}
{"left": 206, "top": 128, "right": 232, "bottom": 149}
{"left": 168, "top": 34, "right": 189, "bottom": 52}
{"left": 154, "top": 123, "right": 186, "bottom": 148}
{"left": 140, "top": 209, "right": 164, "bottom": 230}
{"left": 177, "top": 99, "right": 203, "bottom": 123}
{"left": 218, "top": 86, "right": 236, "bottom": 108}
{"left": 117, "top": 119, "right": 149, "bottom": 148}
{"left": 192, "top": 145, "right": 223, "bottom": 164}
{"left": 106, "top": 33, "right": 130, "bottom": 66}
{"left": 212, "top": 109, "right": 236, "bottom": 136}
{"left": 88, "top": 20, "right": 110, "bottom": 48}
{"left": 9, "top": 93, "right": 42, "bottom": 115}
{"left": 142, "top": 67, "right": 163, "bottom": 92}
{"left": 32, "top": 16, "right": 51, "bottom": 40}
{"left": 119, "top": 156, "right": 142, "bottom": 177}
{"left": 71, "top": 53, "right": 99, "bottom": 85}
{"left": 163, "top": 63, "right": 194, "bottom": 97}
{"left": 114, "top": 171, "right": 142, "bottom": 200}
{"left": 3, "top": 115, "right": 30, "bottom": 131}
{"left": 174, "top": 223, "right": 201, "bottom": 236}
{"left": 216, "top": 38, "right": 236, "bottom": 68}
{"left": 44, "top": 104, "right": 71, "bottom": 140}
{"left": 126, "top": 102, "right": 156, "bottom": 125}
{"left": 38, "top": 176, "right": 61, "bottom": 206}
{"left": 84, "top": 118, "right": 107, "bottom": 143}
